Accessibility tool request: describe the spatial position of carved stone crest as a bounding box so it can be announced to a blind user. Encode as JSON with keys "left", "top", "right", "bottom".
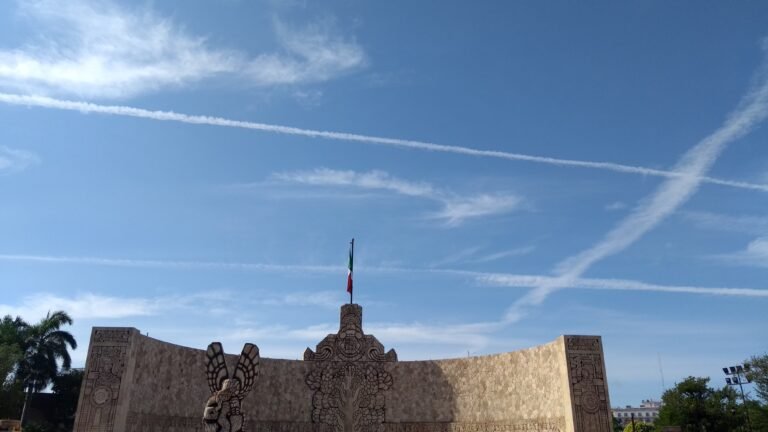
{"left": 305, "top": 304, "right": 397, "bottom": 432}
{"left": 203, "top": 342, "right": 260, "bottom": 432}
{"left": 564, "top": 336, "right": 611, "bottom": 432}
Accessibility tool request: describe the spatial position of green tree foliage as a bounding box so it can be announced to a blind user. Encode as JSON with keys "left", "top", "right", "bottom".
{"left": 622, "top": 422, "right": 654, "bottom": 432}
{"left": 0, "top": 315, "right": 29, "bottom": 418}
{"left": 0, "top": 315, "right": 29, "bottom": 383}
{"left": 50, "top": 368, "right": 84, "bottom": 431}
{"left": 613, "top": 416, "right": 623, "bottom": 432}
{"left": 16, "top": 311, "right": 77, "bottom": 425}
{"left": 656, "top": 376, "right": 745, "bottom": 432}
{"left": 746, "top": 353, "right": 768, "bottom": 403}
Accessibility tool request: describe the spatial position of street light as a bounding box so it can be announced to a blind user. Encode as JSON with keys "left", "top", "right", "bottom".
{"left": 723, "top": 363, "right": 753, "bottom": 432}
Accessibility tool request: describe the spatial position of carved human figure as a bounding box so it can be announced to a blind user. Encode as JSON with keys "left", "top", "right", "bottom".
{"left": 203, "top": 342, "right": 260, "bottom": 432}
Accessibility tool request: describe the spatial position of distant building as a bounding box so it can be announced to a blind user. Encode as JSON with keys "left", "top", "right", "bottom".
{"left": 612, "top": 399, "right": 661, "bottom": 426}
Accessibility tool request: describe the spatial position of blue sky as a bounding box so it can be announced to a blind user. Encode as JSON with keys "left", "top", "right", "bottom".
{"left": 1, "top": 0, "right": 767, "bottom": 407}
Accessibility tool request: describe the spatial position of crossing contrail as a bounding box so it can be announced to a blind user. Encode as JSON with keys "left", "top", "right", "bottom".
{"left": 1, "top": 92, "right": 766, "bottom": 192}
{"left": 502, "top": 47, "right": 768, "bottom": 323}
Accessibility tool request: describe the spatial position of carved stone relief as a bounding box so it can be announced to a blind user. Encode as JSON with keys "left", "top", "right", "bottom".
{"left": 203, "top": 342, "right": 260, "bottom": 432}
{"left": 384, "top": 422, "right": 564, "bottom": 432}
{"left": 304, "top": 304, "right": 397, "bottom": 432}
{"left": 126, "top": 412, "right": 203, "bottom": 432}
{"left": 74, "top": 329, "right": 133, "bottom": 432}
{"left": 564, "top": 336, "right": 611, "bottom": 432}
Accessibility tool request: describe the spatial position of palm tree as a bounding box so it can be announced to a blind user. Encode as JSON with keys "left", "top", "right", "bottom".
{"left": 17, "top": 311, "right": 77, "bottom": 426}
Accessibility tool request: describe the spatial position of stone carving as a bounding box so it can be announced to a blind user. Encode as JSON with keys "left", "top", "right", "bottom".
{"left": 305, "top": 304, "right": 397, "bottom": 432}
{"left": 93, "top": 329, "right": 132, "bottom": 344}
{"left": 203, "top": 342, "right": 260, "bottom": 432}
{"left": 74, "top": 329, "right": 132, "bottom": 432}
{"left": 564, "top": 336, "right": 611, "bottom": 432}
{"left": 385, "top": 422, "right": 564, "bottom": 432}
{"left": 126, "top": 412, "right": 203, "bottom": 432}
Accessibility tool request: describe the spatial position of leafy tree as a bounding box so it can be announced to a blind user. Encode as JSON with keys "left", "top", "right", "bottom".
{"left": 0, "top": 315, "right": 29, "bottom": 383}
{"left": 50, "top": 368, "right": 84, "bottom": 431}
{"left": 0, "top": 315, "right": 29, "bottom": 419}
{"left": 0, "top": 344, "right": 21, "bottom": 384}
{"left": 622, "top": 422, "right": 654, "bottom": 432}
{"left": 16, "top": 311, "right": 77, "bottom": 426}
{"left": 656, "top": 376, "right": 745, "bottom": 432}
{"left": 613, "top": 416, "right": 623, "bottom": 432}
{"left": 746, "top": 353, "right": 768, "bottom": 403}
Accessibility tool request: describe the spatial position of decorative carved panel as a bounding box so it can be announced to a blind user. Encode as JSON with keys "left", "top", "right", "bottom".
{"left": 564, "top": 336, "right": 611, "bottom": 432}
{"left": 305, "top": 304, "right": 397, "bottom": 432}
{"left": 74, "top": 329, "right": 134, "bottom": 432}
{"left": 126, "top": 412, "right": 203, "bottom": 432}
{"left": 384, "top": 422, "right": 564, "bottom": 432}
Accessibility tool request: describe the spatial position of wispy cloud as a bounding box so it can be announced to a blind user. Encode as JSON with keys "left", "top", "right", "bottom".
{"left": 0, "top": 293, "right": 159, "bottom": 320}
{"left": 681, "top": 210, "right": 768, "bottom": 235}
{"left": 0, "top": 146, "right": 39, "bottom": 173}
{"left": 272, "top": 168, "right": 436, "bottom": 197}
{"left": 433, "top": 194, "right": 522, "bottom": 227}
{"left": 2, "top": 252, "right": 767, "bottom": 298}
{"left": 244, "top": 18, "right": 366, "bottom": 86}
{"left": 479, "top": 273, "right": 768, "bottom": 298}
{"left": 604, "top": 201, "right": 627, "bottom": 211}
{"left": 0, "top": 253, "right": 340, "bottom": 273}
{"left": 710, "top": 237, "right": 768, "bottom": 268}
{"left": 503, "top": 48, "right": 768, "bottom": 322}
{"left": 429, "top": 246, "right": 534, "bottom": 267}
{"left": 271, "top": 168, "right": 522, "bottom": 225}
{"left": 232, "top": 320, "right": 500, "bottom": 359}
{"left": 1, "top": 93, "right": 767, "bottom": 195}
{"left": 0, "top": 0, "right": 364, "bottom": 98}
{"left": 470, "top": 246, "right": 536, "bottom": 263}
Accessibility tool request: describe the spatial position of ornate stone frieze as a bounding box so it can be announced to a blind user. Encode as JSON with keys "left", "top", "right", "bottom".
{"left": 203, "top": 342, "right": 260, "bottom": 432}
{"left": 305, "top": 304, "right": 397, "bottom": 432}
{"left": 564, "top": 336, "right": 611, "bottom": 432}
{"left": 74, "top": 328, "right": 134, "bottom": 432}
{"left": 384, "top": 422, "right": 564, "bottom": 432}
{"left": 126, "top": 412, "right": 203, "bottom": 432}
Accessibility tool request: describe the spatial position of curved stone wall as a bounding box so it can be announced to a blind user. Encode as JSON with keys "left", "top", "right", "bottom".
{"left": 73, "top": 305, "right": 612, "bottom": 432}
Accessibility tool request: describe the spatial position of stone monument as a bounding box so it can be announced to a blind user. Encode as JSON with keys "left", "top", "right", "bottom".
{"left": 73, "top": 303, "right": 613, "bottom": 432}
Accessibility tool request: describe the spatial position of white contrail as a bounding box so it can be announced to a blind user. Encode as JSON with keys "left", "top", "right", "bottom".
{"left": 504, "top": 50, "right": 768, "bottom": 322}
{"left": 2, "top": 253, "right": 767, "bottom": 298}
{"left": 1, "top": 92, "right": 767, "bottom": 192}
{"left": 477, "top": 273, "right": 768, "bottom": 298}
{"left": 0, "top": 253, "right": 339, "bottom": 273}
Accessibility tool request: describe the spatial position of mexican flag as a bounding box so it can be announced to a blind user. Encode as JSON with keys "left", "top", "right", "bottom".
{"left": 347, "top": 239, "right": 354, "bottom": 294}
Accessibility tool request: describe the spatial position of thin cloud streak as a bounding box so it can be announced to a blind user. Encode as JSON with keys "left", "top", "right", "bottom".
{"left": 1, "top": 253, "right": 766, "bottom": 298}
{"left": 271, "top": 168, "right": 522, "bottom": 225}
{"left": 504, "top": 47, "right": 768, "bottom": 322}
{"left": 0, "top": 253, "right": 340, "bottom": 273}
{"left": 0, "top": 93, "right": 767, "bottom": 193}
{"left": 478, "top": 273, "right": 768, "bottom": 298}
{"left": 0, "top": 293, "right": 158, "bottom": 320}
{"left": 272, "top": 168, "right": 435, "bottom": 197}
{"left": 0, "top": 145, "right": 39, "bottom": 173}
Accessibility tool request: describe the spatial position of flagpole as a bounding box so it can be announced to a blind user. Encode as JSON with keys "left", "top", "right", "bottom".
{"left": 349, "top": 238, "right": 354, "bottom": 305}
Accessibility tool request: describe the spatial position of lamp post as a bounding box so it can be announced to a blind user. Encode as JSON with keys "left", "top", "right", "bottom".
{"left": 723, "top": 364, "right": 753, "bottom": 432}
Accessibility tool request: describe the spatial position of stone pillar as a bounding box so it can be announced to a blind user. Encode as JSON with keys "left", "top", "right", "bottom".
{"left": 563, "top": 336, "right": 612, "bottom": 432}
{"left": 73, "top": 328, "right": 139, "bottom": 432}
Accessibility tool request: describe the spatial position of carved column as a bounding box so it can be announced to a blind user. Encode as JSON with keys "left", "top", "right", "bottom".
{"left": 304, "top": 304, "right": 397, "bottom": 432}
{"left": 563, "top": 336, "right": 612, "bottom": 432}
{"left": 74, "top": 328, "right": 139, "bottom": 432}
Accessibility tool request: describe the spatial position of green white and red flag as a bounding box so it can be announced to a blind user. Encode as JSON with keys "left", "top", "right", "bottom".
{"left": 347, "top": 238, "right": 354, "bottom": 297}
